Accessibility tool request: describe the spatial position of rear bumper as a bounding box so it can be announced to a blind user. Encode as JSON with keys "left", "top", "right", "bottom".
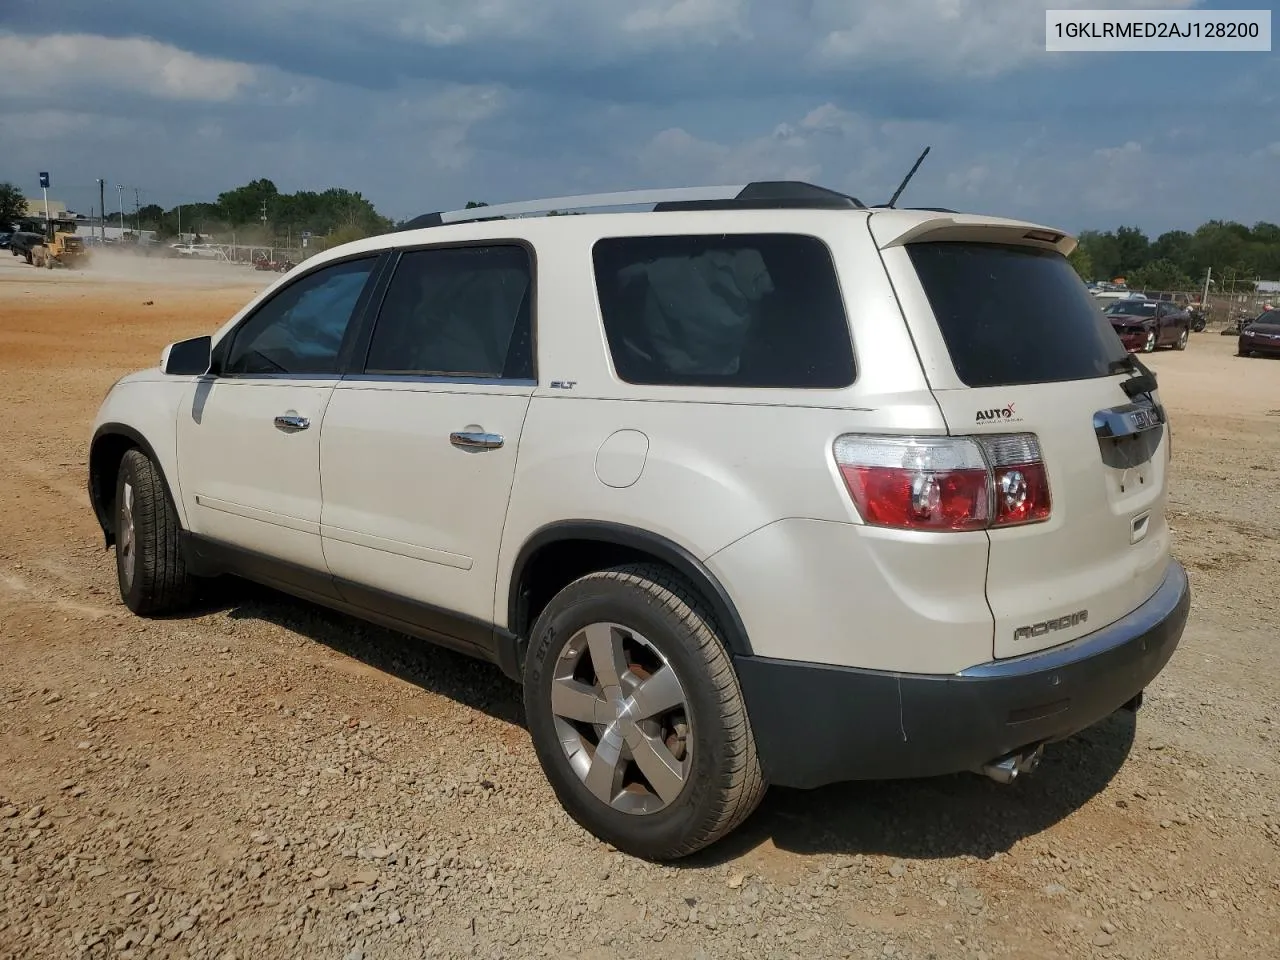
{"left": 735, "top": 558, "right": 1190, "bottom": 789}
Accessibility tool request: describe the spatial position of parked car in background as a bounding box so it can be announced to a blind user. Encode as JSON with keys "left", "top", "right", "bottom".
{"left": 0, "top": 232, "right": 11, "bottom": 250}
{"left": 1237, "top": 309, "right": 1280, "bottom": 357}
{"left": 1106, "top": 299, "right": 1192, "bottom": 353}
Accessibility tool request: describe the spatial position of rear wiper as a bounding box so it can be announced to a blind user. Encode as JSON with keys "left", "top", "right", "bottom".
{"left": 1109, "top": 354, "right": 1158, "bottom": 399}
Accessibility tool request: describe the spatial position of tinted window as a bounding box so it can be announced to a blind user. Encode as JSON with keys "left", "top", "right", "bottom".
{"left": 1115, "top": 303, "right": 1158, "bottom": 318}
{"left": 224, "top": 257, "right": 377, "bottom": 375}
{"left": 592, "top": 234, "right": 854, "bottom": 388}
{"left": 907, "top": 242, "right": 1128, "bottom": 388}
{"left": 364, "top": 245, "right": 533, "bottom": 379}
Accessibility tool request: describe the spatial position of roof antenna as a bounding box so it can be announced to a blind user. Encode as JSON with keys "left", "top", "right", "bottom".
{"left": 885, "top": 146, "right": 931, "bottom": 209}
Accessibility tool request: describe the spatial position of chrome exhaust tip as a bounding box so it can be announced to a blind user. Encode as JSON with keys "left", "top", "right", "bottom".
{"left": 981, "top": 744, "right": 1045, "bottom": 784}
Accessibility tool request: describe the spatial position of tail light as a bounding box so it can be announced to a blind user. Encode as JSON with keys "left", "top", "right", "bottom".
{"left": 833, "top": 434, "right": 1051, "bottom": 532}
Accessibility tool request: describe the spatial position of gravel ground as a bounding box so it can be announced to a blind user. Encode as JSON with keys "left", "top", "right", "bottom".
{"left": 1, "top": 257, "right": 1277, "bottom": 959}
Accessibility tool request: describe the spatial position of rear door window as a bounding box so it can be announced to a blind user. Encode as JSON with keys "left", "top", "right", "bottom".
{"left": 592, "top": 234, "right": 855, "bottom": 388}
{"left": 907, "top": 242, "right": 1128, "bottom": 388}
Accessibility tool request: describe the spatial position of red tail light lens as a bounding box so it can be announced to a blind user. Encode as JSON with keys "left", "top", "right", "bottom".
{"left": 834, "top": 437, "right": 990, "bottom": 531}
{"left": 979, "top": 434, "right": 1052, "bottom": 527}
{"left": 833, "top": 433, "right": 1051, "bottom": 531}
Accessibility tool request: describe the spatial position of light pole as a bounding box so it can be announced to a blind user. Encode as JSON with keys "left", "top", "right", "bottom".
{"left": 115, "top": 184, "right": 125, "bottom": 240}
{"left": 97, "top": 179, "right": 105, "bottom": 241}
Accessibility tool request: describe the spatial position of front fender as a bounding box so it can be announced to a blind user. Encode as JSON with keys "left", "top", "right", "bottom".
{"left": 89, "top": 377, "right": 192, "bottom": 542}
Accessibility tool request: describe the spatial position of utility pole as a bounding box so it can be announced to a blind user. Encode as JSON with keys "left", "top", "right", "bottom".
{"left": 177, "top": 204, "right": 182, "bottom": 242}
{"left": 97, "top": 179, "right": 105, "bottom": 241}
{"left": 134, "top": 187, "right": 141, "bottom": 235}
{"left": 115, "top": 184, "right": 125, "bottom": 239}
{"left": 1201, "top": 266, "right": 1212, "bottom": 317}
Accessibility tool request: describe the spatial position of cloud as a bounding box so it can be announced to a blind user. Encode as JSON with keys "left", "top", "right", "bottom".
{"left": 375, "top": 84, "right": 506, "bottom": 171}
{"left": 0, "top": 0, "right": 1208, "bottom": 102}
{"left": 623, "top": 0, "right": 748, "bottom": 36}
{"left": 0, "top": 31, "right": 258, "bottom": 102}
{"left": 813, "top": 0, "right": 1202, "bottom": 78}
{"left": 0, "top": 3, "right": 1269, "bottom": 238}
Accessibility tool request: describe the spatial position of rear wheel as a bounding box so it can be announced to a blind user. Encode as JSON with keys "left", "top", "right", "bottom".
{"left": 115, "top": 449, "right": 196, "bottom": 615}
{"left": 523, "top": 564, "right": 766, "bottom": 860}
{"left": 1174, "top": 328, "right": 1189, "bottom": 351}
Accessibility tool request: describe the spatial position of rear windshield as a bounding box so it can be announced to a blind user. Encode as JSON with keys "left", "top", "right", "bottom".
{"left": 592, "top": 233, "right": 855, "bottom": 388}
{"left": 907, "top": 242, "right": 1128, "bottom": 387}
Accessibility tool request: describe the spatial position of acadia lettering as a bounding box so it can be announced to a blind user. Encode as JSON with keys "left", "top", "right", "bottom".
{"left": 1014, "top": 610, "right": 1088, "bottom": 642}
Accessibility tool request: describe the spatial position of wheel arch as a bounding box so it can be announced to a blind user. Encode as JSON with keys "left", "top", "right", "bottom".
{"left": 89, "top": 423, "right": 176, "bottom": 547}
{"left": 506, "top": 521, "right": 754, "bottom": 658}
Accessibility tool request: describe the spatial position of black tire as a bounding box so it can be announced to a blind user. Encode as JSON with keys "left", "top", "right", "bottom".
{"left": 1174, "top": 327, "right": 1189, "bottom": 351}
{"left": 114, "top": 449, "right": 196, "bottom": 615}
{"left": 1142, "top": 330, "right": 1157, "bottom": 353}
{"left": 523, "top": 564, "right": 766, "bottom": 860}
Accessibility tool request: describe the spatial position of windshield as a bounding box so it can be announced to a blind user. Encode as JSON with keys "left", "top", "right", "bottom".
{"left": 907, "top": 241, "right": 1128, "bottom": 387}
{"left": 1112, "top": 302, "right": 1158, "bottom": 318}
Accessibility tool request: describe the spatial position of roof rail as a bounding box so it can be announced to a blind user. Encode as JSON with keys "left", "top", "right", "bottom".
{"left": 868, "top": 205, "right": 961, "bottom": 214}
{"left": 397, "top": 181, "right": 865, "bottom": 231}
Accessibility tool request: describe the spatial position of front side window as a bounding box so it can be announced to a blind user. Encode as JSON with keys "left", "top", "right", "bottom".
{"left": 224, "top": 257, "right": 378, "bottom": 375}
{"left": 364, "top": 245, "right": 533, "bottom": 379}
{"left": 592, "top": 233, "right": 855, "bottom": 388}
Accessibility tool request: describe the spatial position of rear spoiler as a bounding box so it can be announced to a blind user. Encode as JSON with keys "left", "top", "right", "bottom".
{"left": 869, "top": 212, "right": 1077, "bottom": 257}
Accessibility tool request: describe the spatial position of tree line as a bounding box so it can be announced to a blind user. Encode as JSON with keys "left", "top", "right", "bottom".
{"left": 2, "top": 177, "right": 1276, "bottom": 288}
{"left": 0, "top": 178, "right": 391, "bottom": 248}
{"left": 1069, "top": 220, "right": 1280, "bottom": 292}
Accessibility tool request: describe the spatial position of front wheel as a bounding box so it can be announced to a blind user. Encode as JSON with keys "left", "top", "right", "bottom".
{"left": 523, "top": 564, "right": 766, "bottom": 860}
{"left": 1142, "top": 330, "right": 1157, "bottom": 353}
{"left": 115, "top": 449, "right": 197, "bottom": 615}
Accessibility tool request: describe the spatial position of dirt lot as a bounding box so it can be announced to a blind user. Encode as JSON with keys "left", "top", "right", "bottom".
{"left": 1, "top": 253, "right": 1277, "bottom": 960}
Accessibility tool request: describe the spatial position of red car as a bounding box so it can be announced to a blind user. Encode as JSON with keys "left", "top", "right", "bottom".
{"left": 1105, "top": 299, "right": 1191, "bottom": 353}
{"left": 1238, "top": 309, "right": 1280, "bottom": 358}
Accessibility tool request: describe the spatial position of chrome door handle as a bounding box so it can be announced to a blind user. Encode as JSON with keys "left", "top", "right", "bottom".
{"left": 450, "top": 431, "right": 504, "bottom": 450}
{"left": 274, "top": 413, "right": 310, "bottom": 432}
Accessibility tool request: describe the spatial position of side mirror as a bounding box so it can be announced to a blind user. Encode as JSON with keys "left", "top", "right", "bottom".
{"left": 160, "top": 335, "right": 213, "bottom": 376}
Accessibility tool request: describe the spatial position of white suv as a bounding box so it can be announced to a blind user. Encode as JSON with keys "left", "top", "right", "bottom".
{"left": 88, "top": 181, "right": 1190, "bottom": 860}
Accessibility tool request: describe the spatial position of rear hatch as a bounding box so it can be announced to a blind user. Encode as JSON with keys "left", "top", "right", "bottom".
{"left": 872, "top": 216, "right": 1171, "bottom": 659}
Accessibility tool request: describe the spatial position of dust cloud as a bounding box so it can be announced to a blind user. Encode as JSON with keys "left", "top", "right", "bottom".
{"left": 78, "top": 248, "right": 267, "bottom": 289}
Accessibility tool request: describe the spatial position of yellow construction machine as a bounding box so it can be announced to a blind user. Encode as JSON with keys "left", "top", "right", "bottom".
{"left": 14, "top": 217, "right": 91, "bottom": 269}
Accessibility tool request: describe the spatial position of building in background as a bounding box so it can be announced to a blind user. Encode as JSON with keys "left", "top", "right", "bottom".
{"left": 22, "top": 197, "right": 69, "bottom": 220}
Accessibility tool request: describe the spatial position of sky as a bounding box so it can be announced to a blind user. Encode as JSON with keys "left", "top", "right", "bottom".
{"left": 0, "top": 0, "right": 1275, "bottom": 237}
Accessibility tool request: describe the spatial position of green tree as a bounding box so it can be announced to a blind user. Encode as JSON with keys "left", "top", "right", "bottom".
{"left": 217, "top": 178, "right": 279, "bottom": 226}
{"left": 0, "top": 181, "right": 27, "bottom": 228}
{"left": 325, "top": 224, "right": 371, "bottom": 246}
{"left": 1067, "top": 245, "right": 1094, "bottom": 280}
{"left": 1127, "top": 259, "right": 1192, "bottom": 292}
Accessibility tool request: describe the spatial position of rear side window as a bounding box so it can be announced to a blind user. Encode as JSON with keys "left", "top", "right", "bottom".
{"left": 907, "top": 242, "right": 1128, "bottom": 387}
{"left": 364, "top": 245, "right": 533, "bottom": 379}
{"left": 592, "top": 234, "right": 855, "bottom": 388}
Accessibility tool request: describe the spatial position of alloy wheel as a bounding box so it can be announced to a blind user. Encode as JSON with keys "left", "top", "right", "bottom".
{"left": 118, "top": 480, "right": 136, "bottom": 591}
{"left": 550, "top": 622, "right": 692, "bottom": 815}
